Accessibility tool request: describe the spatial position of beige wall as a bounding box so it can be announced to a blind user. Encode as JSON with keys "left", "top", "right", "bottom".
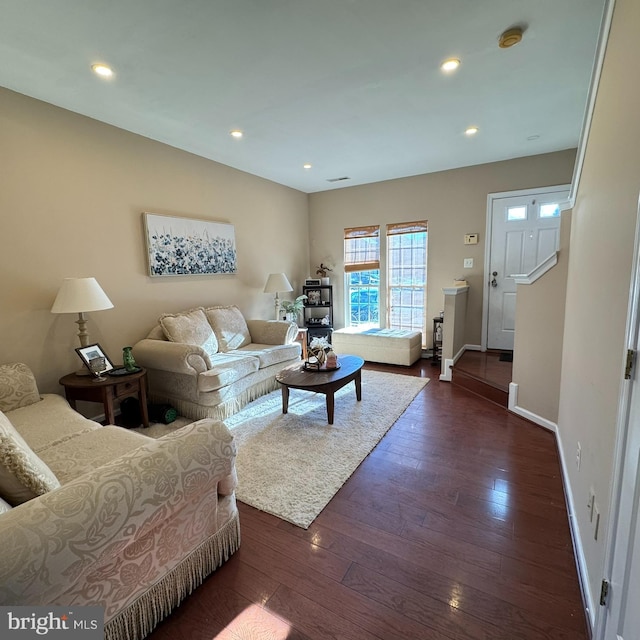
{"left": 308, "top": 151, "right": 576, "bottom": 347}
{"left": 512, "top": 210, "right": 571, "bottom": 424}
{"left": 559, "top": 0, "right": 640, "bottom": 615}
{"left": 0, "top": 88, "right": 309, "bottom": 394}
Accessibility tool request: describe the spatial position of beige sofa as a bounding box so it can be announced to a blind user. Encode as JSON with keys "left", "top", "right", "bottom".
{"left": 0, "top": 362, "right": 240, "bottom": 640}
{"left": 133, "top": 305, "right": 301, "bottom": 420}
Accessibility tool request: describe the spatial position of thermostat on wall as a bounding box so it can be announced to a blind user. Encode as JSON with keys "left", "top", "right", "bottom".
{"left": 464, "top": 233, "right": 479, "bottom": 245}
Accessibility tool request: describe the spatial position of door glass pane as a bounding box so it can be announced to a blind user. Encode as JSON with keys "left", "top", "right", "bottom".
{"left": 507, "top": 205, "right": 527, "bottom": 221}
{"left": 540, "top": 203, "right": 560, "bottom": 218}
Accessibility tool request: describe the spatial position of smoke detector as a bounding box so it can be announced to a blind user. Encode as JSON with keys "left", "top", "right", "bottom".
{"left": 498, "top": 27, "right": 523, "bottom": 49}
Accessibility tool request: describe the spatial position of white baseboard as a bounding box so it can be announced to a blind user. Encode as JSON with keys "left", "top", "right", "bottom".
{"left": 439, "top": 344, "right": 481, "bottom": 381}
{"left": 439, "top": 358, "right": 454, "bottom": 381}
{"left": 508, "top": 383, "right": 557, "bottom": 433}
{"left": 508, "top": 382, "right": 595, "bottom": 632}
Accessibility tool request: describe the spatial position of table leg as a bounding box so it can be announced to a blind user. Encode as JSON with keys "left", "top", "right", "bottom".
{"left": 355, "top": 369, "right": 362, "bottom": 401}
{"left": 326, "top": 392, "right": 335, "bottom": 425}
{"left": 281, "top": 385, "right": 289, "bottom": 414}
{"left": 103, "top": 389, "right": 116, "bottom": 426}
{"left": 138, "top": 380, "right": 150, "bottom": 428}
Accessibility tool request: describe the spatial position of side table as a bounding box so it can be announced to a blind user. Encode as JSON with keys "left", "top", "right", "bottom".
{"left": 59, "top": 368, "right": 150, "bottom": 428}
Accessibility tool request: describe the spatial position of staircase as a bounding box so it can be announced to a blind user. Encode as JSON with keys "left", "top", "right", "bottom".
{"left": 451, "top": 350, "right": 511, "bottom": 407}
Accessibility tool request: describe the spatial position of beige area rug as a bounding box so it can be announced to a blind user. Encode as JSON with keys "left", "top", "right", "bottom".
{"left": 137, "top": 370, "right": 429, "bottom": 529}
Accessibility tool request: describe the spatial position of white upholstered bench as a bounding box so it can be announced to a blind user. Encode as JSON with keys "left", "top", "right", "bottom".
{"left": 331, "top": 328, "right": 422, "bottom": 366}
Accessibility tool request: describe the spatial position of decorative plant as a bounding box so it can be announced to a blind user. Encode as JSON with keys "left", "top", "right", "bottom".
{"left": 315, "top": 263, "right": 333, "bottom": 278}
{"left": 281, "top": 295, "right": 307, "bottom": 317}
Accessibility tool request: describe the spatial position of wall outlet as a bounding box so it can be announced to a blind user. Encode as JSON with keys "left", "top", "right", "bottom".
{"left": 576, "top": 442, "right": 581, "bottom": 470}
{"left": 463, "top": 258, "right": 473, "bottom": 269}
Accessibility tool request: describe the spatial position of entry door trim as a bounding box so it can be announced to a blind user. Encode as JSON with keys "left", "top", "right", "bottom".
{"left": 481, "top": 184, "right": 571, "bottom": 351}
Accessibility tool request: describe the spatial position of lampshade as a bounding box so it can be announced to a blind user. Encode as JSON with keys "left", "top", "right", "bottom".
{"left": 51, "top": 277, "right": 114, "bottom": 314}
{"left": 263, "top": 273, "right": 293, "bottom": 294}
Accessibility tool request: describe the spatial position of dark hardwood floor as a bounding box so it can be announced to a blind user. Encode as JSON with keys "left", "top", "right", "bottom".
{"left": 147, "top": 359, "right": 588, "bottom": 640}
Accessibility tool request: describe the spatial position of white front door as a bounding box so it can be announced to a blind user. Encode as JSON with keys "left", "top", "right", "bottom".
{"left": 486, "top": 186, "right": 569, "bottom": 351}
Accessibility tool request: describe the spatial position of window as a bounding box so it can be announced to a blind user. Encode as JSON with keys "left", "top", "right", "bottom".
{"left": 386, "top": 221, "right": 427, "bottom": 338}
{"left": 540, "top": 203, "right": 560, "bottom": 218}
{"left": 507, "top": 205, "right": 527, "bottom": 221}
{"left": 344, "top": 226, "right": 380, "bottom": 328}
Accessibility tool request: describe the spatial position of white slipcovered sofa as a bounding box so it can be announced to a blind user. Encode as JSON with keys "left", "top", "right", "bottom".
{"left": 0, "top": 362, "right": 240, "bottom": 640}
{"left": 132, "top": 305, "right": 301, "bottom": 420}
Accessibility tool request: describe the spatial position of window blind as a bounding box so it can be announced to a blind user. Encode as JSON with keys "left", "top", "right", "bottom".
{"left": 386, "top": 220, "right": 428, "bottom": 236}
{"left": 344, "top": 225, "right": 380, "bottom": 273}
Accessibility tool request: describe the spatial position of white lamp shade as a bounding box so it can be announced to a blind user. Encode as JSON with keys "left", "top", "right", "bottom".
{"left": 263, "top": 273, "right": 293, "bottom": 294}
{"left": 51, "top": 277, "right": 114, "bottom": 314}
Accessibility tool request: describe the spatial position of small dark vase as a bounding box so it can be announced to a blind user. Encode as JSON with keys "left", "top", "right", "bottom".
{"left": 122, "top": 346, "right": 137, "bottom": 371}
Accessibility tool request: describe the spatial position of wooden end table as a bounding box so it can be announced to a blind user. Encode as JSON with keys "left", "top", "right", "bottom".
{"left": 59, "top": 368, "right": 150, "bottom": 428}
{"left": 275, "top": 354, "right": 364, "bottom": 425}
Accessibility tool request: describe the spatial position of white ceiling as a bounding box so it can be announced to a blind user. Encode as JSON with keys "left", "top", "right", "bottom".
{"left": 0, "top": 0, "right": 605, "bottom": 193}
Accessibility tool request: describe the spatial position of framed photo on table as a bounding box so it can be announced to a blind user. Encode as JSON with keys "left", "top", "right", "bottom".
{"left": 307, "top": 289, "right": 321, "bottom": 305}
{"left": 75, "top": 343, "right": 115, "bottom": 374}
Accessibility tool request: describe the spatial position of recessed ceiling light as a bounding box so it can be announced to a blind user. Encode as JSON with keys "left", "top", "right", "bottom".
{"left": 465, "top": 126, "right": 479, "bottom": 136}
{"left": 441, "top": 58, "right": 460, "bottom": 72}
{"left": 91, "top": 63, "right": 113, "bottom": 78}
{"left": 230, "top": 130, "right": 243, "bottom": 139}
{"left": 303, "top": 163, "right": 312, "bottom": 170}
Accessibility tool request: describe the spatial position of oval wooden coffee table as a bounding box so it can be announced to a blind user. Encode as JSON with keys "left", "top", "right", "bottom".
{"left": 275, "top": 354, "right": 364, "bottom": 425}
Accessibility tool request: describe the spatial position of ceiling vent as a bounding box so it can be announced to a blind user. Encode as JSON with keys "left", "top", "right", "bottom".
{"left": 326, "top": 176, "right": 351, "bottom": 183}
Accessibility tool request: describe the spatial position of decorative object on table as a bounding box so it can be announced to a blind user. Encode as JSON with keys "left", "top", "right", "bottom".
{"left": 304, "top": 278, "right": 321, "bottom": 286}
{"left": 315, "top": 262, "right": 333, "bottom": 286}
{"left": 326, "top": 348, "right": 338, "bottom": 369}
{"left": 88, "top": 356, "right": 108, "bottom": 382}
{"left": 307, "top": 289, "right": 321, "bottom": 305}
{"left": 122, "top": 346, "right": 138, "bottom": 371}
{"left": 307, "top": 335, "right": 330, "bottom": 367}
{"left": 263, "top": 272, "right": 294, "bottom": 320}
{"left": 143, "top": 211, "right": 237, "bottom": 276}
{"left": 51, "top": 277, "right": 114, "bottom": 352}
{"left": 75, "top": 343, "right": 115, "bottom": 376}
{"left": 280, "top": 294, "right": 307, "bottom": 323}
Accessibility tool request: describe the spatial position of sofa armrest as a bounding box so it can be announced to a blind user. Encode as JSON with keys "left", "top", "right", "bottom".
{"left": 0, "top": 419, "right": 236, "bottom": 605}
{"left": 132, "top": 338, "right": 211, "bottom": 374}
{"left": 246, "top": 319, "right": 297, "bottom": 345}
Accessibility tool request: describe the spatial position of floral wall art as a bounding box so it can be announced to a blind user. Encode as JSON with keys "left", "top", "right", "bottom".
{"left": 143, "top": 212, "right": 237, "bottom": 276}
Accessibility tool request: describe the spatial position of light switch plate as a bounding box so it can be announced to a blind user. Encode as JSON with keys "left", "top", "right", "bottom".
{"left": 464, "top": 234, "right": 479, "bottom": 245}
{"left": 463, "top": 258, "right": 473, "bottom": 269}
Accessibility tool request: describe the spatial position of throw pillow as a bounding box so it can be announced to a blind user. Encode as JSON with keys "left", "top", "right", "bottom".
{"left": 0, "top": 363, "right": 41, "bottom": 413}
{"left": 204, "top": 305, "right": 252, "bottom": 352}
{"left": 159, "top": 307, "right": 218, "bottom": 362}
{"left": 0, "top": 411, "right": 60, "bottom": 506}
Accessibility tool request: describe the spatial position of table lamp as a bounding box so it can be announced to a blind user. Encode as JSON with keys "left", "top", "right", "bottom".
{"left": 263, "top": 273, "right": 293, "bottom": 320}
{"left": 51, "top": 277, "right": 114, "bottom": 347}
